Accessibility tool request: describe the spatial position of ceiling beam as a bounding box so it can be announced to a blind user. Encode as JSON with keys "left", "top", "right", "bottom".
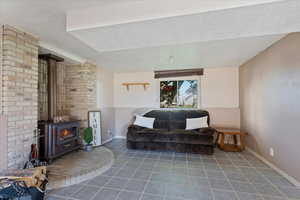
{"left": 67, "top": 0, "right": 298, "bottom": 52}
{"left": 66, "top": 0, "right": 282, "bottom": 31}
{"left": 39, "top": 41, "right": 87, "bottom": 64}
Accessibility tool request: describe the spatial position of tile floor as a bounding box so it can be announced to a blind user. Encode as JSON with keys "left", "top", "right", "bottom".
{"left": 47, "top": 139, "right": 300, "bottom": 200}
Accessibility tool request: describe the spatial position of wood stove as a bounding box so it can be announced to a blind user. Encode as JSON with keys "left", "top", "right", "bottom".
{"left": 38, "top": 121, "right": 80, "bottom": 163}
{"left": 38, "top": 54, "right": 81, "bottom": 163}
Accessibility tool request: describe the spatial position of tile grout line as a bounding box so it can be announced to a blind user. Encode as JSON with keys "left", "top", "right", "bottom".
{"left": 240, "top": 151, "right": 290, "bottom": 200}
{"left": 112, "top": 151, "right": 142, "bottom": 200}
{"left": 47, "top": 141, "right": 296, "bottom": 200}
{"left": 137, "top": 158, "right": 157, "bottom": 200}
{"left": 124, "top": 142, "right": 296, "bottom": 200}
{"left": 128, "top": 151, "right": 154, "bottom": 200}
{"left": 251, "top": 163, "right": 290, "bottom": 199}
{"left": 214, "top": 155, "right": 241, "bottom": 200}
{"left": 203, "top": 158, "right": 216, "bottom": 200}
{"left": 108, "top": 150, "right": 153, "bottom": 200}
{"left": 89, "top": 150, "right": 127, "bottom": 200}
{"left": 106, "top": 151, "right": 129, "bottom": 200}
{"left": 240, "top": 152, "right": 269, "bottom": 200}
{"left": 85, "top": 155, "right": 122, "bottom": 200}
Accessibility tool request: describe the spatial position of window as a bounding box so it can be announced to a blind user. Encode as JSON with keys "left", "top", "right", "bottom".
{"left": 160, "top": 80, "right": 198, "bottom": 108}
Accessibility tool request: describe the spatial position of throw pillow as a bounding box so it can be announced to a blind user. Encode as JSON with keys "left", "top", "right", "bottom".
{"left": 186, "top": 116, "right": 208, "bottom": 130}
{"left": 134, "top": 115, "right": 155, "bottom": 129}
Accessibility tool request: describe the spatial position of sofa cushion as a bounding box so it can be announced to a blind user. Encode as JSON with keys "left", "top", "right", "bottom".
{"left": 144, "top": 110, "right": 169, "bottom": 120}
{"left": 169, "top": 110, "right": 187, "bottom": 121}
{"left": 186, "top": 116, "right": 209, "bottom": 130}
{"left": 144, "top": 110, "right": 170, "bottom": 129}
{"left": 172, "top": 127, "right": 215, "bottom": 136}
{"left": 153, "top": 120, "right": 169, "bottom": 130}
{"left": 128, "top": 125, "right": 168, "bottom": 133}
{"left": 134, "top": 115, "right": 155, "bottom": 129}
{"left": 169, "top": 120, "right": 186, "bottom": 130}
{"left": 127, "top": 128, "right": 214, "bottom": 145}
{"left": 128, "top": 125, "right": 146, "bottom": 131}
{"left": 127, "top": 140, "right": 214, "bottom": 154}
{"left": 143, "top": 110, "right": 210, "bottom": 128}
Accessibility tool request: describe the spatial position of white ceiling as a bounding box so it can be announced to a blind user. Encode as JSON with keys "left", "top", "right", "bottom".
{"left": 1, "top": 0, "right": 298, "bottom": 71}
{"left": 68, "top": 0, "right": 299, "bottom": 52}
{"left": 66, "top": 0, "right": 283, "bottom": 31}
{"left": 95, "top": 34, "right": 283, "bottom": 72}
{"left": 0, "top": 0, "right": 129, "bottom": 62}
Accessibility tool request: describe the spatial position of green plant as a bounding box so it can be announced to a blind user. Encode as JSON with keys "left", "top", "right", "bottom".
{"left": 83, "top": 127, "right": 93, "bottom": 145}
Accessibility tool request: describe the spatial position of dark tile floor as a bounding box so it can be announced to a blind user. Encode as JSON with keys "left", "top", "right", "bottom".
{"left": 46, "top": 139, "right": 300, "bottom": 200}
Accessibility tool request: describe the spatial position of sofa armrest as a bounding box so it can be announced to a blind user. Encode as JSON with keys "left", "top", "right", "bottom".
{"left": 196, "top": 127, "right": 218, "bottom": 146}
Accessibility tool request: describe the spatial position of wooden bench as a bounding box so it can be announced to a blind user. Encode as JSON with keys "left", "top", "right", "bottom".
{"left": 214, "top": 127, "right": 247, "bottom": 152}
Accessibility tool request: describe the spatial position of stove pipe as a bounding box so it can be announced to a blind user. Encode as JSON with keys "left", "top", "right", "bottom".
{"left": 38, "top": 54, "right": 64, "bottom": 122}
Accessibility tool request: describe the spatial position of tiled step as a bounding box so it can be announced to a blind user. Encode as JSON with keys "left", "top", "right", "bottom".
{"left": 47, "top": 146, "right": 114, "bottom": 190}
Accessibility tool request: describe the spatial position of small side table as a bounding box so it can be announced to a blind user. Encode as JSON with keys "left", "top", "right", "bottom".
{"left": 214, "top": 128, "right": 247, "bottom": 152}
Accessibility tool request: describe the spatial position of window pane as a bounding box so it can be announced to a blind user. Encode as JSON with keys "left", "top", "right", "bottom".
{"left": 160, "top": 81, "right": 178, "bottom": 108}
{"left": 178, "top": 80, "right": 198, "bottom": 108}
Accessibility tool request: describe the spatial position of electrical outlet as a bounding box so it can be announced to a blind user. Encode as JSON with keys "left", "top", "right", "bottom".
{"left": 270, "top": 148, "right": 274, "bottom": 157}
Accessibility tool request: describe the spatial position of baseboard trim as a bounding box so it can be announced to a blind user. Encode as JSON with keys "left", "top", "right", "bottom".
{"left": 113, "top": 136, "right": 126, "bottom": 139}
{"left": 102, "top": 138, "right": 113, "bottom": 145}
{"left": 246, "top": 147, "right": 300, "bottom": 187}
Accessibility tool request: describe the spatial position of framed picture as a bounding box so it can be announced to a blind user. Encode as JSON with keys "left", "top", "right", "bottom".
{"left": 88, "top": 111, "right": 102, "bottom": 146}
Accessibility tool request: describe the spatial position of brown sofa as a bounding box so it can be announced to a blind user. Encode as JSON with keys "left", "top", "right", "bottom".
{"left": 127, "top": 110, "right": 216, "bottom": 154}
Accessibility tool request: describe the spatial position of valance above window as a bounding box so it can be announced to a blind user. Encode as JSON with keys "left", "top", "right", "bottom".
{"left": 154, "top": 68, "right": 204, "bottom": 79}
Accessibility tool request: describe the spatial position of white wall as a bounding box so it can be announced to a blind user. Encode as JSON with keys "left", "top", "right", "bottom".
{"left": 97, "top": 67, "right": 114, "bottom": 108}
{"left": 113, "top": 67, "right": 240, "bottom": 137}
{"left": 114, "top": 72, "right": 159, "bottom": 108}
{"left": 114, "top": 67, "right": 239, "bottom": 108}
{"left": 201, "top": 67, "right": 239, "bottom": 108}
{"left": 240, "top": 33, "right": 300, "bottom": 182}
{"left": 96, "top": 67, "right": 115, "bottom": 142}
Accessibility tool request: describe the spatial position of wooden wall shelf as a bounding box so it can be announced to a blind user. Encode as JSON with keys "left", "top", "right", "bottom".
{"left": 122, "top": 82, "right": 150, "bottom": 91}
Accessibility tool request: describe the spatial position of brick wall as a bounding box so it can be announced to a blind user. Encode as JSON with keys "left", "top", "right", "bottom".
{"left": 37, "top": 58, "right": 97, "bottom": 130}
{"left": 0, "top": 25, "right": 97, "bottom": 169}
{"left": 64, "top": 62, "right": 97, "bottom": 128}
{"left": 0, "top": 26, "right": 7, "bottom": 168}
{"left": 0, "top": 25, "right": 39, "bottom": 169}
{"left": 0, "top": 25, "right": 2, "bottom": 114}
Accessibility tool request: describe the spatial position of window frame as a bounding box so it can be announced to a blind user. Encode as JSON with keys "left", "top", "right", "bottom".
{"left": 157, "top": 76, "right": 201, "bottom": 109}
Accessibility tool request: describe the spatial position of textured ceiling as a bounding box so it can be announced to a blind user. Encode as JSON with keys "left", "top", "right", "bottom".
{"left": 67, "top": 0, "right": 282, "bottom": 31}
{"left": 0, "top": 0, "right": 130, "bottom": 61}
{"left": 1, "top": 0, "right": 297, "bottom": 71}
{"left": 68, "top": 0, "right": 298, "bottom": 52}
{"left": 94, "top": 34, "right": 284, "bottom": 72}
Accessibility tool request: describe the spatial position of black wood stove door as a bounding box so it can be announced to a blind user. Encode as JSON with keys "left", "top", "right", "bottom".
{"left": 51, "top": 121, "right": 80, "bottom": 159}
{"left": 39, "top": 121, "right": 81, "bottom": 162}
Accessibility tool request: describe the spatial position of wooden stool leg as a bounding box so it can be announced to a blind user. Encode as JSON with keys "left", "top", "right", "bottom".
{"left": 219, "top": 133, "right": 225, "bottom": 150}
{"left": 240, "top": 135, "right": 245, "bottom": 151}
{"left": 233, "top": 135, "right": 238, "bottom": 145}
{"left": 215, "top": 131, "right": 220, "bottom": 147}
